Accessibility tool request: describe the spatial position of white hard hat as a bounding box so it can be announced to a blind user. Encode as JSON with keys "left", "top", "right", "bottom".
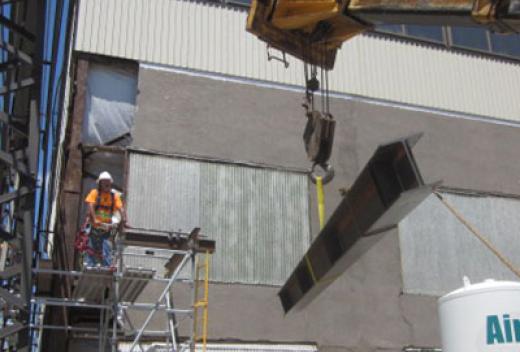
{"left": 97, "top": 171, "right": 113, "bottom": 183}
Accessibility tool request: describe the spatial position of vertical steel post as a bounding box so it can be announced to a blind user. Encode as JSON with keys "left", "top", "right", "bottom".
{"left": 165, "top": 290, "right": 178, "bottom": 351}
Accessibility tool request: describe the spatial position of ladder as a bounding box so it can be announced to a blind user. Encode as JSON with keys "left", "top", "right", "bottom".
{"left": 193, "top": 251, "right": 210, "bottom": 352}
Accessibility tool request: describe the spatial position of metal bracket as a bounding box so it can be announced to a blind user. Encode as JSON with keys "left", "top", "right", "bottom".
{"left": 267, "top": 44, "right": 289, "bottom": 68}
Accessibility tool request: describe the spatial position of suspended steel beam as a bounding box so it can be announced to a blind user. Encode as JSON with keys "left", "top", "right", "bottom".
{"left": 0, "top": 15, "right": 35, "bottom": 41}
{"left": 278, "top": 134, "right": 433, "bottom": 313}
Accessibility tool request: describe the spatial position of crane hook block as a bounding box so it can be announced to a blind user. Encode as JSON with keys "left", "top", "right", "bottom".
{"left": 310, "top": 163, "right": 335, "bottom": 185}
{"left": 303, "top": 110, "right": 336, "bottom": 166}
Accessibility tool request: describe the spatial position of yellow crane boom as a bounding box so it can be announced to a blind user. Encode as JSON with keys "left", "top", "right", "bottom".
{"left": 247, "top": 0, "right": 520, "bottom": 69}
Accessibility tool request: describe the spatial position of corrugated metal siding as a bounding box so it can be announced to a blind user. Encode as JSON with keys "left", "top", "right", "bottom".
{"left": 126, "top": 152, "right": 310, "bottom": 285}
{"left": 399, "top": 192, "right": 520, "bottom": 296}
{"left": 75, "top": 0, "right": 520, "bottom": 122}
{"left": 127, "top": 153, "right": 200, "bottom": 232}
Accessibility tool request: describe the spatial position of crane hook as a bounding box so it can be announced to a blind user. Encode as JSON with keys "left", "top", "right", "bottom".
{"left": 309, "top": 162, "right": 334, "bottom": 185}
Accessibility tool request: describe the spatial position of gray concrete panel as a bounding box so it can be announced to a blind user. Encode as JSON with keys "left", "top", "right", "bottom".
{"left": 124, "top": 68, "right": 520, "bottom": 351}
{"left": 400, "top": 192, "right": 520, "bottom": 295}
{"left": 132, "top": 68, "right": 520, "bottom": 238}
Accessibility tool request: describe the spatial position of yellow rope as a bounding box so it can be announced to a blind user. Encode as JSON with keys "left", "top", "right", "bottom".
{"left": 304, "top": 176, "right": 327, "bottom": 284}
{"left": 316, "top": 176, "right": 325, "bottom": 229}
{"left": 306, "top": 191, "right": 520, "bottom": 288}
{"left": 304, "top": 254, "right": 318, "bottom": 284}
{"left": 434, "top": 192, "right": 520, "bottom": 279}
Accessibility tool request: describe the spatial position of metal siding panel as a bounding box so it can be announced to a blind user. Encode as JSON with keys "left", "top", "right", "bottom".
{"left": 178, "top": 0, "right": 188, "bottom": 67}
{"left": 199, "top": 163, "right": 310, "bottom": 285}
{"left": 142, "top": 0, "right": 151, "bottom": 62}
{"left": 126, "top": 152, "right": 310, "bottom": 285}
{"left": 99, "top": 0, "right": 108, "bottom": 54}
{"left": 136, "top": 0, "right": 145, "bottom": 61}
{"left": 85, "top": 0, "right": 97, "bottom": 52}
{"left": 127, "top": 153, "right": 201, "bottom": 232}
{"left": 79, "top": 0, "right": 91, "bottom": 51}
{"left": 106, "top": 0, "right": 115, "bottom": 56}
{"left": 130, "top": 0, "right": 139, "bottom": 60}
{"left": 75, "top": 0, "right": 86, "bottom": 51}
{"left": 399, "top": 193, "right": 520, "bottom": 296}
{"left": 91, "top": 0, "right": 101, "bottom": 53}
{"left": 75, "top": 0, "right": 520, "bottom": 121}
{"left": 165, "top": 0, "right": 174, "bottom": 65}
{"left": 119, "top": 0, "right": 128, "bottom": 57}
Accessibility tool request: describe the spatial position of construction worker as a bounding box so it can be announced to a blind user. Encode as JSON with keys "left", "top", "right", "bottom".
{"left": 84, "top": 171, "right": 125, "bottom": 267}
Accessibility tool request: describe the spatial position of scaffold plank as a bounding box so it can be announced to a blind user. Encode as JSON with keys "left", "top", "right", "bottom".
{"left": 119, "top": 268, "right": 156, "bottom": 303}
{"left": 72, "top": 267, "right": 156, "bottom": 304}
{"left": 73, "top": 268, "right": 112, "bottom": 303}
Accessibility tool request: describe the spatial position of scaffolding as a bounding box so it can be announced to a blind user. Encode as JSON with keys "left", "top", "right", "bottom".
{"left": 33, "top": 227, "right": 215, "bottom": 352}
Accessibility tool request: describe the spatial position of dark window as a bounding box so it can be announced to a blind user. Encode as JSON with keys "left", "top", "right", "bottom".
{"left": 374, "top": 23, "right": 520, "bottom": 61}
{"left": 377, "top": 24, "right": 404, "bottom": 34}
{"left": 405, "top": 25, "right": 444, "bottom": 43}
{"left": 451, "top": 27, "right": 490, "bottom": 51}
{"left": 225, "top": 0, "right": 251, "bottom": 6}
{"left": 490, "top": 33, "right": 520, "bottom": 58}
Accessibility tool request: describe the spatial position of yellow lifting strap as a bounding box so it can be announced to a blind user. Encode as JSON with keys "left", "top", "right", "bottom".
{"left": 316, "top": 176, "right": 325, "bottom": 229}
{"left": 304, "top": 176, "right": 326, "bottom": 284}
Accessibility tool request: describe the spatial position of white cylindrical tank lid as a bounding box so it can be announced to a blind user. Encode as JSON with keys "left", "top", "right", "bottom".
{"left": 439, "top": 278, "right": 520, "bottom": 304}
{"left": 438, "top": 277, "right": 520, "bottom": 352}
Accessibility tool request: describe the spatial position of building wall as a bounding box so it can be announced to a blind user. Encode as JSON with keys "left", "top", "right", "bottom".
{"left": 68, "top": 0, "right": 520, "bottom": 350}
{"left": 133, "top": 66, "right": 520, "bottom": 236}
{"left": 126, "top": 65, "right": 520, "bottom": 350}
{"left": 125, "top": 152, "right": 311, "bottom": 285}
{"left": 400, "top": 192, "right": 520, "bottom": 296}
{"left": 75, "top": 0, "right": 520, "bottom": 122}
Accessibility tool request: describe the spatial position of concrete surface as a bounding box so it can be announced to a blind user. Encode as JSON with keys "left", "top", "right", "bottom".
{"left": 111, "top": 67, "right": 520, "bottom": 351}
{"left": 132, "top": 68, "right": 520, "bottom": 237}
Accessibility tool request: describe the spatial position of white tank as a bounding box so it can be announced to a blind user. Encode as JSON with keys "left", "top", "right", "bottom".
{"left": 438, "top": 278, "right": 520, "bottom": 352}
